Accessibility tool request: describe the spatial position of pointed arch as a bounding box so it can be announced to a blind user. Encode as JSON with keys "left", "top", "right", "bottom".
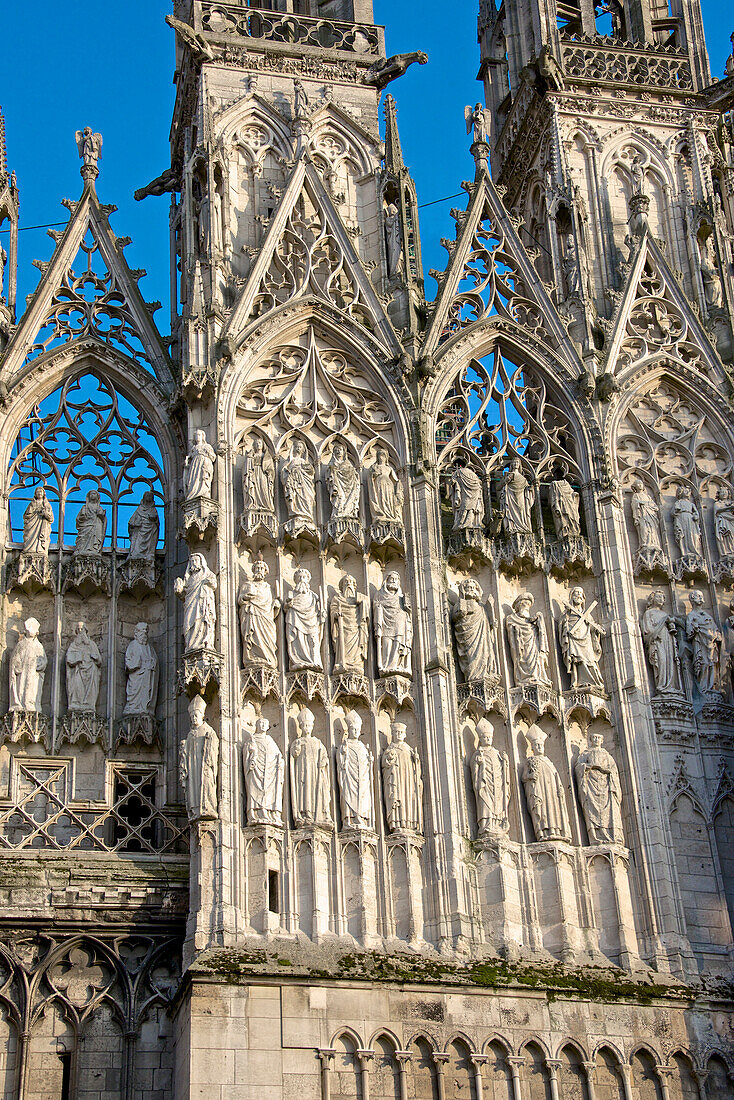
{"left": 307, "top": 102, "right": 381, "bottom": 180}
{"left": 217, "top": 92, "right": 294, "bottom": 168}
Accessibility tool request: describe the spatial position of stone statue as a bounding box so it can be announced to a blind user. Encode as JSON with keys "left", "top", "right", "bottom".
{"left": 175, "top": 553, "right": 217, "bottom": 652}
{"left": 641, "top": 590, "right": 680, "bottom": 695}
{"left": 8, "top": 618, "right": 47, "bottom": 713}
{"left": 326, "top": 441, "right": 361, "bottom": 521}
{"left": 629, "top": 478, "right": 663, "bottom": 556}
{"left": 123, "top": 623, "right": 159, "bottom": 716}
{"left": 74, "top": 490, "right": 107, "bottom": 555}
{"left": 700, "top": 239, "right": 723, "bottom": 311}
{"left": 465, "top": 103, "right": 489, "bottom": 145}
{"left": 368, "top": 448, "right": 403, "bottom": 525}
{"left": 381, "top": 722, "right": 422, "bottom": 833}
{"left": 562, "top": 235, "right": 582, "bottom": 298}
{"left": 505, "top": 592, "right": 551, "bottom": 687}
{"left": 65, "top": 622, "right": 102, "bottom": 712}
{"left": 22, "top": 487, "right": 54, "bottom": 556}
{"left": 290, "top": 707, "right": 332, "bottom": 828}
{"left": 373, "top": 572, "right": 413, "bottom": 677}
{"left": 449, "top": 579, "right": 497, "bottom": 682}
{"left": 183, "top": 429, "right": 216, "bottom": 500}
{"left": 448, "top": 459, "right": 484, "bottom": 532}
{"left": 0, "top": 245, "right": 6, "bottom": 301}
{"left": 724, "top": 603, "right": 734, "bottom": 697}
{"left": 384, "top": 202, "right": 402, "bottom": 276}
{"left": 127, "top": 491, "right": 159, "bottom": 562}
{"left": 470, "top": 718, "right": 510, "bottom": 838}
{"left": 672, "top": 486, "right": 702, "bottom": 558}
{"left": 242, "top": 437, "right": 276, "bottom": 514}
{"left": 284, "top": 568, "right": 325, "bottom": 671}
{"left": 521, "top": 725, "right": 571, "bottom": 843}
{"left": 238, "top": 558, "right": 280, "bottom": 669}
{"left": 281, "top": 439, "right": 316, "bottom": 531}
{"left": 558, "top": 587, "right": 605, "bottom": 689}
{"left": 75, "top": 127, "right": 102, "bottom": 168}
{"left": 330, "top": 575, "right": 369, "bottom": 674}
{"left": 549, "top": 478, "right": 581, "bottom": 540}
{"left": 714, "top": 486, "right": 734, "bottom": 557}
{"left": 686, "top": 591, "right": 723, "bottom": 695}
{"left": 498, "top": 459, "right": 534, "bottom": 536}
{"left": 364, "top": 51, "right": 428, "bottom": 91}
{"left": 575, "top": 732, "right": 624, "bottom": 845}
{"left": 336, "top": 711, "right": 374, "bottom": 830}
{"left": 243, "top": 716, "right": 284, "bottom": 827}
{"left": 180, "top": 696, "right": 218, "bottom": 822}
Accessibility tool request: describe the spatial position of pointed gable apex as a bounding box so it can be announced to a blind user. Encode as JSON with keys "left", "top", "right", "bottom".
{"left": 222, "top": 157, "right": 401, "bottom": 357}
{"left": 0, "top": 185, "right": 174, "bottom": 388}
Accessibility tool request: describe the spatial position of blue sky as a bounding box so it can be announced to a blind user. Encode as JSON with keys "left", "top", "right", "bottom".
{"left": 0, "top": 1, "right": 731, "bottom": 321}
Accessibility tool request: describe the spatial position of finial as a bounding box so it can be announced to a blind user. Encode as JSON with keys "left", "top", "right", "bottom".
{"left": 0, "top": 107, "right": 7, "bottom": 178}
{"left": 75, "top": 127, "right": 103, "bottom": 185}
{"left": 464, "top": 104, "right": 490, "bottom": 178}
{"left": 383, "top": 94, "right": 405, "bottom": 173}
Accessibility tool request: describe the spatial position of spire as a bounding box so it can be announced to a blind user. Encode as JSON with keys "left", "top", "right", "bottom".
{"left": 0, "top": 107, "right": 7, "bottom": 178}
{"left": 0, "top": 105, "right": 19, "bottom": 330}
{"left": 384, "top": 95, "right": 405, "bottom": 173}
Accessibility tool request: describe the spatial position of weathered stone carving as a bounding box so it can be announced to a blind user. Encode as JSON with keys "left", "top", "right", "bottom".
{"left": 672, "top": 485, "right": 702, "bottom": 558}
{"left": 337, "top": 710, "right": 374, "bottom": 830}
{"left": 22, "top": 486, "right": 54, "bottom": 555}
{"left": 243, "top": 716, "right": 284, "bottom": 827}
{"left": 281, "top": 439, "right": 317, "bottom": 537}
{"left": 9, "top": 617, "right": 47, "bottom": 713}
{"left": 384, "top": 202, "right": 401, "bottom": 275}
{"left": 641, "top": 591, "right": 680, "bottom": 695}
{"left": 241, "top": 437, "right": 277, "bottom": 539}
{"left": 465, "top": 102, "right": 489, "bottom": 146}
{"left": 290, "top": 707, "right": 332, "bottom": 829}
{"left": 629, "top": 478, "right": 665, "bottom": 571}
{"left": 714, "top": 486, "right": 734, "bottom": 558}
{"left": 285, "top": 568, "right": 325, "bottom": 671}
{"left": 522, "top": 724, "right": 571, "bottom": 843}
{"left": 180, "top": 695, "right": 219, "bottom": 822}
{"left": 330, "top": 575, "right": 369, "bottom": 674}
{"left": 123, "top": 623, "right": 158, "bottom": 716}
{"left": 686, "top": 592, "right": 723, "bottom": 696}
{"left": 449, "top": 579, "right": 497, "bottom": 683}
{"left": 65, "top": 622, "right": 102, "bottom": 712}
{"left": 506, "top": 592, "right": 551, "bottom": 687}
{"left": 183, "top": 429, "right": 216, "bottom": 501}
{"left": 700, "top": 239, "right": 723, "bottom": 312}
{"left": 470, "top": 717, "right": 510, "bottom": 838}
{"left": 558, "top": 587, "right": 605, "bottom": 689}
{"left": 326, "top": 441, "right": 360, "bottom": 521}
{"left": 549, "top": 478, "right": 581, "bottom": 540}
{"left": 574, "top": 732, "right": 624, "bottom": 846}
{"left": 74, "top": 490, "right": 107, "bottom": 555}
{"left": 381, "top": 722, "right": 422, "bottom": 834}
{"left": 367, "top": 448, "right": 404, "bottom": 544}
{"left": 176, "top": 552, "right": 217, "bottom": 652}
{"left": 498, "top": 459, "right": 534, "bottom": 535}
{"left": 238, "top": 558, "right": 280, "bottom": 671}
{"left": 448, "top": 458, "right": 484, "bottom": 532}
{"left": 127, "top": 491, "right": 159, "bottom": 563}
{"left": 373, "top": 572, "right": 413, "bottom": 678}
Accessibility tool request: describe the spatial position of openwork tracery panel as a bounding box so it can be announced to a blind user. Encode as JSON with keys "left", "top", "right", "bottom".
{"left": 7, "top": 372, "right": 165, "bottom": 550}
{"left": 614, "top": 262, "right": 705, "bottom": 375}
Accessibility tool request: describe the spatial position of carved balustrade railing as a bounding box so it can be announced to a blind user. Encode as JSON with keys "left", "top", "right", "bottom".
{"left": 198, "top": 3, "right": 381, "bottom": 56}
{"left": 561, "top": 35, "right": 693, "bottom": 91}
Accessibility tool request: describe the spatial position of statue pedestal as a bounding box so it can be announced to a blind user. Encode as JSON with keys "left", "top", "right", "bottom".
{"left": 180, "top": 361, "right": 220, "bottom": 405}
{"left": 376, "top": 674, "right": 412, "bottom": 708}
{"left": 509, "top": 684, "right": 561, "bottom": 722}
{"left": 283, "top": 518, "right": 320, "bottom": 549}
{"left": 385, "top": 831, "right": 425, "bottom": 946}
{"left": 633, "top": 546, "right": 670, "bottom": 580}
{"left": 178, "top": 649, "right": 222, "bottom": 700}
{"left": 241, "top": 664, "right": 280, "bottom": 703}
{"left": 337, "top": 828, "right": 379, "bottom": 945}
{"left": 651, "top": 693, "right": 695, "bottom": 742}
{"left": 238, "top": 509, "right": 277, "bottom": 545}
{"left": 369, "top": 521, "right": 404, "bottom": 554}
{"left": 713, "top": 554, "right": 734, "bottom": 585}
{"left": 118, "top": 557, "right": 162, "bottom": 598}
{"left": 331, "top": 672, "right": 370, "bottom": 706}
{"left": 286, "top": 670, "right": 326, "bottom": 704}
{"left": 0, "top": 710, "right": 50, "bottom": 751}
{"left": 671, "top": 553, "right": 708, "bottom": 584}
{"left": 545, "top": 535, "right": 592, "bottom": 577}
{"left": 6, "top": 552, "right": 55, "bottom": 595}
{"left": 181, "top": 497, "right": 219, "bottom": 544}
{"left": 458, "top": 676, "right": 505, "bottom": 718}
{"left": 495, "top": 533, "right": 544, "bottom": 574}
{"left": 474, "top": 838, "right": 524, "bottom": 953}
{"left": 62, "top": 553, "right": 111, "bottom": 596}
{"left": 327, "top": 517, "right": 363, "bottom": 550}
{"left": 59, "top": 711, "right": 108, "bottom": 751}
{"left": 446, "top": 528, "right": 492, "bottom": 568}
{"left": 115, "top": 713, "right": 161, "bottom": 750}
{"left": 562, "top": 686, "right": 611, "bottom": 721}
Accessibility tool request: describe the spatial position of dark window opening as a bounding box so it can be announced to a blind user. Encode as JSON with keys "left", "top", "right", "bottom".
{"left": 268, "top": 869, "right": 279, "bottom": 913}
{"left": 60, "top": 1052, "right": 72, "bottom": 1100}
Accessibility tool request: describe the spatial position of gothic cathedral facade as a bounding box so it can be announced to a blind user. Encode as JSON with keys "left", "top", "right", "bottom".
{"left": 0, "top": 0, "right": 733, "bottom": 1097}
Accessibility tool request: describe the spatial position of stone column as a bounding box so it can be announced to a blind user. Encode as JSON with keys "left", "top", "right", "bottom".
{"left": 318, "top": 1049, "right": 335, "bottom": 1100}
{"left": 433, "top": 1052, "right": 450, "bottom": 1100}
{"left": 547, "top": 1059, "right": 561, "bottom": 1100}
{"left": 619, "top": 1063, "right": 634, "bottom": 1100}
{"left": 471, "top": 1054, "right": 488, "bottom": 1100}
{"left": 656, "top": 1065, "right": 673, "bottom": 1100}
{"left": 507, "top": 1055, "right": 525, "bottom": 1100}
{"left": 357, "top": 1050, "right": 374, "bottom": 1100}
{"left": 395, "top": 1051, "right": 412, "bottom": 1100}
{"left": 582, "top": 1061, "right": 597, "bottom": 1100}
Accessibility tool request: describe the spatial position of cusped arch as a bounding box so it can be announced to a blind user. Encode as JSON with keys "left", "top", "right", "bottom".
{"left": 406, "top": 1029, "right": 441, "bottom": 1052}
{"left": 217, "top": 93, "right": 294, "bottom": 167}
{"left": 599, "top": 129, "right": 676, "bottom": 192}
{"left": 629, "top": 1041, "right": 664, "bottom": 1066}
{"left": 307, "top": 103, "right": 379, "bottom": 180}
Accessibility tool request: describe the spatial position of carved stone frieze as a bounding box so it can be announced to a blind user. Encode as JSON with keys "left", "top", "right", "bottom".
{"left": 6, "top": 551, "right": 55, "bottom": 595}
{"left": 59, "top": 711, "right": 108, "bottom": 752}
{"left": 241, "top": 664, "right": 280, "bottom": 703}
{"left": 62, "top": 553, "right": 112, "bottom": 596}
{"left": 0, "top": 711, "right": 51, "bottom": 752}
{"left": 287, "top": 670, "right": 326, "bottom": 704}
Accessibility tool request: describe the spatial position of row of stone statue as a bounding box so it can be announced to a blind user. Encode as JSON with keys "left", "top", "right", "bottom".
{"left": 447, "top": 457, "right": 583, "bottom": 541}
{"left": 20, "top": 486, "right": 159, "bottom": 562}
{"left": 471, "top": 718, "right": 624, "bottom": 847}
{"left": 7, "top": 618, "right": 158, "bottom": 720}
{"left": 641, "top": 588, "right": 734, "bottom": 698}
{"left": 629, "top": 478, "right": 734, "bottom": 568}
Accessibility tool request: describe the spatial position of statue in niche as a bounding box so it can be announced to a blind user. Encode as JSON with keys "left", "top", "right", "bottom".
{"left": 470, "top": 717, "right": 510, "bottom": 838}
{"left": 723, "top": 602, "right": 734, "bottom": 697}
{"left": 336, "top": 710, "right": 374, "bottom": 830}
{"left": 183, "top": 430, "right": 216, "bottom": 501}
{"left": 384, "top": 202, "right": 402, "bottom": 276}
{"left": 326, "top": 441, "right": 361, "bottom": 521}
{"left": 714, "top": 486, "right": 734, "bottom": 558}
{"left": 180, "top": 695, "right": 218, "bottom": 822}
{"left": 449, "top": 579, "right": 497, "bottom": 683}
{"left": 672, "top": 486, "right": 702, "bottom": 558}
{"left": 448, "top": 457, "right": 484, "bottom": 532}
{"left": 368, "top": 448, "right": 404, "bottom": 526}
{"left": 641, "top": 590, "right": 680, "bottom": 695}
{"left": 549, "top": 478, "right": 581, "bottom": 540}
{"left": 284, "top": 568, "right": 325, "bottom": 671}
{"left": 22, "top": 487, "right": 54, "bottom": 556}
{"left": 238, "top": 557, "right": 280, "bottom": 669}
{"left": 505, "top": 592, "right": 551, "bottom": 687}
{"left": 74, "top": 490, "right": 106, "bottom": 555}
{"left": 558, "top": 587, "right": 605, "bottom": 689}
{"left": 242, "top": 437, "right": 276, "bottom": 514}
{"left": 373, "top": 572, "right": 413, "bottom": 677}
{"left": 242, "top": 716, "right": 284, "bottom": 827}
{"left": 330, "top": 575, "right": 369, "bottom": 674}
{"left": 127, "top": 491, "right": 159, "bottom": 562}
{"left": 381, "top": 721, "right": 422, "bottom": 834}
{"left": 290, "top": 707, "right": 332, "bottom": 828}
{"left": 700, "top": 239, "right": 723, "bottom": 311}
{"left": 498, "top": 458, "right": 534, "bottom": 536}
{"left": 629, "top": 478, "right": 663, "bottom": 559}
{"left": 65, "top": 622, "right": 102, "bottom": 712}
{"left": 281, "top": 439, "right": 316, "bottom": 532}
{"left": 521, "top": 724, "right": 571, "bottom": 843}
{"left": 574, "top": 732, "right": 624, "bottom": 845}
{"left": 175, "top": 553, "right": 217, "bottom": 652}
{"left": 9, "top": 618, "right": 47, "bottom": 713}
{"left": 123, "top": 623, "right": 158, "bottom": 716}
{"left": 686, "top": 591, "right": 723, "bottom": 695}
